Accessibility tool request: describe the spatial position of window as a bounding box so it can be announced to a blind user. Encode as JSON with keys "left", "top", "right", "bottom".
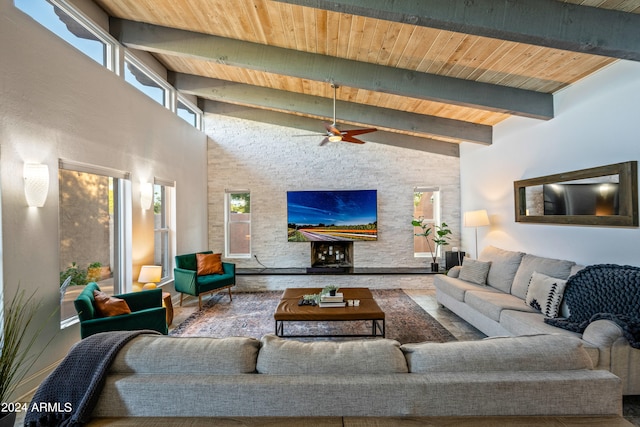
{"left": 154, "top": 179, "right": 175, "bottom": 281}
{"left": 124, "top": 52, "right": 170, "bottom": 108}
{"left": 15, "top": 0, "right": 117, "bottom": 71}
{"left": 225, "top": 191, "right": 251, "bottom": 258}
{"left": 16, "top": 0, "right": 204, "bottom": 130}
{"left": 177, "top": 95, "right": 202, "bottom": 130}
{"left": 413, "top": 187, "right": 442, "bottom": 258}
{"left": 59, "top": 160, "right": 131, "bottom": 328}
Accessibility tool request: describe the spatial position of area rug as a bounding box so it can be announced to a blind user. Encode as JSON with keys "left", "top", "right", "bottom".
{"left": 170, "top": 289, "right": 456, "bottom": 344}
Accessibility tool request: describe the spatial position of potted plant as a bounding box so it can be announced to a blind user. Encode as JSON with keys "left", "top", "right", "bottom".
{"left": 87, "top": 261, "right": 103, "bottom": 282}
{"left": 322, "top": 285, "right": 340, "bottom": 296}
{"left": 59, "top": 262, "right": 87, "bottom": 287}
{"left": 0, "top": 288, "right": 52, "bottom": 426}
{"left": 412, "top": 217, "right": 452, "bottom": 272}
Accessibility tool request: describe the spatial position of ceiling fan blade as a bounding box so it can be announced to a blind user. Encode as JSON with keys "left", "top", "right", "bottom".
{"left": 323, "top": 122, "right": 342, "bottom": 135}
{"left": 319, "top": 137, "right": 330, "bottom": 146}
{"left": 341, "top": 135, "right": 366, "bottom": 144}
{"left": 344, "top": 128, "right": 377, "bottom": 136}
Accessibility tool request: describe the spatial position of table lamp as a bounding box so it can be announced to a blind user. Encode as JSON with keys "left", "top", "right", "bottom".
{"left": 138, "top": 265, "right": 162, "bottom": 290}
{"left": 464, "top": 209, "right": 490, "bottom": 259}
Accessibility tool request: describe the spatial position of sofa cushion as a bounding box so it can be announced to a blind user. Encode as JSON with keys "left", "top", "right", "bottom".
{"left": 93, "top": 290, "right": 131, "bottom": 317}
{"left": 465, "top": 289, "right": 536, "bottom": 322}
{"left": 511, "top": 254, "right": 575, "bottom": 300}
{"left": 498, "top": 310, "right": 599, "bottom": 366}
{"left": 434, "top": 275, "right": 500, "bottom": 302}
{"left": 196, "top": 252, "right": 224, "bottom": 275}
{"left": 479, "top": 246, "right": 525, "bottom": 293}
{"left": 256, "top": 334, "right": 408, "bottom": 374}
{"left": 110, "top": 336, "right": 260, "bottom": 374}
{"left": 458, "top": 258, "right": 491, "bottom": 285}
{"left": 401, "top": 334, "right": 593, "bottom": 373}
{"left": 525, "top": 272, "right": 567, "bottom": 318}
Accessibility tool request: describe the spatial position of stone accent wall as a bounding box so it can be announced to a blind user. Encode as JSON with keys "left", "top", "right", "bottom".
{"left": 204, "top": 115, "right": 460, "bottom": 289}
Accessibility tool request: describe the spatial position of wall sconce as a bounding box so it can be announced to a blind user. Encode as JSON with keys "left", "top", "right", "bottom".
{"left": 138, "top": 265, "right": 162, "bottom": 290}
{"left": 24, "top": 163, "right": 49, "bottom": 208}
{"left": 140, "top": 182, "right": 153, "bottom": 210}
{"left": 464, "top": 209, "right": 490, "bottom": 259}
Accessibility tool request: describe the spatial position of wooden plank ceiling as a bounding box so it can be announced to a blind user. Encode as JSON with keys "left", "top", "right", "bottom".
{"left": 94, "top": 0, "right": 640, "bottom": 154}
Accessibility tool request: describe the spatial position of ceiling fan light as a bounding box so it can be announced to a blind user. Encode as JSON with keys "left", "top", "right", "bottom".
{"left": 328, "top": 135, "right": 342, "bottom": 142}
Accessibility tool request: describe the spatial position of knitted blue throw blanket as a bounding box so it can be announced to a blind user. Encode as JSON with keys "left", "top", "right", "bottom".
{"left": 25, "top": 330, "right": 160, "bottom": 427}
{"left": 545, "top": 264, "right": 640, "bottom": 349}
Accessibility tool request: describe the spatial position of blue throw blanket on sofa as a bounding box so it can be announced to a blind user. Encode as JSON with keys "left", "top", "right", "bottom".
{"left": 545, "top": 264, "right": 640, "bottom": 349}
{"left": 25, "top": 330, "right": 159, "bottom": 427}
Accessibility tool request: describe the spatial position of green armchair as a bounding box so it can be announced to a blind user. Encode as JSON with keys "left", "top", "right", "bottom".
{"left": 74, "top": 282, "right": 168, "bottom": 339}
{"left": 174, "top": 251, "right": 235, "bottom": 309}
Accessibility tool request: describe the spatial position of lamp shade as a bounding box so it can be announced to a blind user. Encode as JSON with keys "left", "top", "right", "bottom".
{"left": 24, "top": 163, "right": 49, "bottom": 207}
{"left": 138, "top": 265, "right": 162, "bottom": 284}
{"left": 464, "top": 209, "right": 490, "bottom": 228}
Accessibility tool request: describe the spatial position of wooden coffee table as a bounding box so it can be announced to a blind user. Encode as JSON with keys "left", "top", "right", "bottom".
{"left": 274, "top": 287, "right": 385, "bottom": 338}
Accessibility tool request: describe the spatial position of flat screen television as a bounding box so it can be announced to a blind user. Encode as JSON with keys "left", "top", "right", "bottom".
{"left": 287, "top": 190, "right": 377, "bottom": 241}
{"left": 543, "top": 183, "right": 619, "bottom": 216}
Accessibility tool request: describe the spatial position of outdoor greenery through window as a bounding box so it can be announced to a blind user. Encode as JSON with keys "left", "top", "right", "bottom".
{"left": 413, "top": 188, "right": 441, "bottom": 258}
{"left": 226, "top": 191, "right": 251, "bottom": 258}
{"left": 59, "top": 162, "right": 130, "bottom": 328}
{"left": 15, "top": 0, "right": 116, "bottom": 70}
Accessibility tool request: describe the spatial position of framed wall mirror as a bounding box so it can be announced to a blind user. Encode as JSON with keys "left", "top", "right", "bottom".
{"left": 514, "top": 161, "right": 638, "bottom": 227}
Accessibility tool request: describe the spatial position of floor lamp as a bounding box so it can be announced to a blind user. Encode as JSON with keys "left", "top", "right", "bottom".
{"left": 464, "top": 209, "right": 490, "bottom": 259}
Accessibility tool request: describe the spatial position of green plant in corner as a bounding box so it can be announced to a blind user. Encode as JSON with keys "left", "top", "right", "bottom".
{"left": 412, "top": 217, "right": 452, "bottom": 267}
{"left": 0, "top": 287, "right": 53, "bottom": 405}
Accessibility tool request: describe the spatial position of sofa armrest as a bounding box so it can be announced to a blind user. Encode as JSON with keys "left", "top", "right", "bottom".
{"left": 447, "top": 266, "right": 461, "bottom": 278}
{"left": 80, "top": 307, "right": 168, "bottom": 338}
{"left": 582, "top": 319, "right": 625, "bottom": 348}
{"left": 174, "top": 267, "right": 198, "bottom": 295}
{"left": 118, "top": 288, "right": 162, "bottom": 312}
{"left": 222, "top": 262, "right": 235, "bottom": 276}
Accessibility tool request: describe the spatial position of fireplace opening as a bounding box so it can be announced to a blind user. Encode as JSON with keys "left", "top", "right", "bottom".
{"left": 307, "top": 242, "right": 353, "bottom": 273}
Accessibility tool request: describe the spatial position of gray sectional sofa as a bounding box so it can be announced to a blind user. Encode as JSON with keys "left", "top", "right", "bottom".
{"left": 90, "top": 333, "right": 622, "bottom": 419}
{"left": 434, "top": 245, "right": 640, "bottom": 395}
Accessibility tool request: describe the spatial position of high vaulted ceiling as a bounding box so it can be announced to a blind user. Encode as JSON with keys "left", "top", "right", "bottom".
{"left": 94, "top": 0, "right": 640, "bottom": 156}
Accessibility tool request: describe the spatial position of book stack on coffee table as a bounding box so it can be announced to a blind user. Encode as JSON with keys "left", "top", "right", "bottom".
{"left": 319, "top": 292, "right": 346, "bottom": 308}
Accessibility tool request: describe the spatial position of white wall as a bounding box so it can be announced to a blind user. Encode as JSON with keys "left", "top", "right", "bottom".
{"left": 204, "top": 114, "right": 461, "bottom": 288}
{"left": 460, "top": 60, "right": 640, "bottom": 266}
{"left": 0, "top": 0, "right": 208, "bottom": 398}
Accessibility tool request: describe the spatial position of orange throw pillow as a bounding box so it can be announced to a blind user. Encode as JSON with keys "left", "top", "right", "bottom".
{"left": 93, "top": 290, "right": 131, "bottom": 317}
{"left": 196, "top": 253, "right": 225, "bottom": 275}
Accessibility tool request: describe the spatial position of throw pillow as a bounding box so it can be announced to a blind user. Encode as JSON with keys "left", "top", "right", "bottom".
{"left": 525, "top": 271, "right": 567, "bottom": 318}
{"left": 93, "top": 290, "right": 131, "bottom": 317}
{"left": 458, "top": 258, "right": 491, "bottom": 285}
{"left": 196, "top": 252, "right": 224, "bottom": 275}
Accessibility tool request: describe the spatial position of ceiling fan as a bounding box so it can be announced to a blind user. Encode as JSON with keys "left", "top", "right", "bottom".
{"left": 303, "top": 84, "right": 377, "bottom": 146}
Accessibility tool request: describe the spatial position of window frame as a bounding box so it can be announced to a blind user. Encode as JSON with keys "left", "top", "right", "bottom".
{"left": 124, "top": 51, "right": 173, "bottom": 109}
{"left": 153, "top": 178, "right": 176, "bottom": 283}
{"left": 16, "top": 0, "right": 119, "bottom": 72}
{"left": 413, "top": 187, "right": 442, "bottom": 259}
{"left": 58, "top": 159, "right": 132, "bottom": 329}
{"left": 225, "top": 190, "right": 251, "bottom": 259}
{"left": 176, "top": 94, "right": 203, "bottom": 130}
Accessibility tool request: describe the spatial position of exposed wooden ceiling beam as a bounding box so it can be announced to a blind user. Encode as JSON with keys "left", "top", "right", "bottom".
{"left": 173, "top": 73, "right": 492, "bottom": 145}
{"left": 204, "top": 101, "right": 460, "bottom": 157}
{"left": 274, "top": 0, "right": 640, "bottom": 61}
{"left": 111, "top": 18, "right": 553, "bottom": 120}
